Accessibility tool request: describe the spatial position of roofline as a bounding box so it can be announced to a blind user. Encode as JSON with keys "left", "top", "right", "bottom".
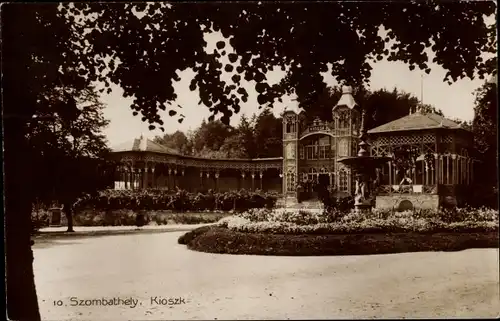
{"left": 110, "top": 150, "right": 283, "bottom": 162}
{"left": 367, "top": 126, "right": 470, "bottom": 134}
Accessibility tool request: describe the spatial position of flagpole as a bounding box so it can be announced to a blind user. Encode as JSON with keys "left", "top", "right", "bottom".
{"left": 420, "top": 73, "right": 424, "bottom": 112}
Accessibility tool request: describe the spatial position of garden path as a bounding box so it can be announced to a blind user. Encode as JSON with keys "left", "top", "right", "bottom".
{"left": 34, "top": 231, "right": 499, "bottom": 319}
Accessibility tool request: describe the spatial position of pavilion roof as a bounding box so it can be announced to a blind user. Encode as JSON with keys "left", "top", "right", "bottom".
{"left": 111, "top": 135, "right": 180, "bottom": 155}
{"left": 367, "top": 112, "right": 464, "bottom": 134}
{"left": 110, "top": 135, "right": 283, "bottom": 163}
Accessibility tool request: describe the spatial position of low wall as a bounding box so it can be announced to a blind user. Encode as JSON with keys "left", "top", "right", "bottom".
{"left": 375, "top": 194, "right": 439, "bottom": 211}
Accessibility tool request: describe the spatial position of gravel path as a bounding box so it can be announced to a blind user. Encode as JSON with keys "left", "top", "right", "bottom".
{"left": 33, "top": 231, "right": 499, "bottom": 320}
{"left": 38, "top": 224, "right": 211, "bottom": 233}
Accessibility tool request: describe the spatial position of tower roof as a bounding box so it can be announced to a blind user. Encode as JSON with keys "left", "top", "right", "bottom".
{"left": 333, "top": 85, "right": 358, "bottom": 110}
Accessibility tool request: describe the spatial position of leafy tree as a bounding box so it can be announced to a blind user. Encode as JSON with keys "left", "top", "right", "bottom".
{"left": 253, "top": 109, "right": 282, "bottom": 157}
{"left": 235, "top": 114, "right": 257, "bottom": 158}
{"left": 2, "top": 4, "right": 96, "bottom": 319}
{"left": 220, "top": 134, "right": 247, "bottom": 158}
{"left": 66, "top": 2, "right": 496, "bottom": 129}
{"left": 472, "top": 81, "right": 498, "bottom": 187}
{"left": 192, "top": 119, "right": 234, "bottom": 155}
{"left": 154, "top": 130, "right": 191, "bottom": 154}
{"left": 303, "top": 86, "right": 444, "bottom": 130}
{"left": 28, "top": 86, "right": 111, "bottom": 232}
{"left": 365, "top": 88, "right": 444, "bottom": 129}
{"left": 2, "top": 2, "right": 496, "bottom": 319}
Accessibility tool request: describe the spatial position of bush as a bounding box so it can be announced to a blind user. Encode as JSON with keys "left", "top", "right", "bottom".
{"left": 178, "top": 225, "right": 212, "bottom": 245}
{"left": 322, "top": 195, "right": 355, "bottom": 213}
{"left": 72, "top": 189, "right": 279, "bottom": 213}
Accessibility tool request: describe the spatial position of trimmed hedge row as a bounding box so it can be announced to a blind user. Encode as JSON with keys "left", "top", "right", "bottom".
{"left": 73, "top": 189, "right": 279, "bottom": 212}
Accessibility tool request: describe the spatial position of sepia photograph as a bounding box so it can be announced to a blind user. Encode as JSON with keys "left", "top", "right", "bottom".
{"left": 3, "top": 1, "right": 499, "bottom": 320}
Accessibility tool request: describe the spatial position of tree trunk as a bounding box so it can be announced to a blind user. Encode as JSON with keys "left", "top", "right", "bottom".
{"left": 64, "top": 203, "right": 75, "bottom": 232}
{"left": 5, "top": 118, "right": 41, "bottom": 320}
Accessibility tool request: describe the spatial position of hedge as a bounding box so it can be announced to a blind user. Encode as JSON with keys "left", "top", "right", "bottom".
{"left": 73, "top": 189, "right": 279, "bottom": 213}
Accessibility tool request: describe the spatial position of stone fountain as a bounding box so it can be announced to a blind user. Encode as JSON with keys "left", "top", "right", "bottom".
{"left": 337, "top": 108, "right": 391, "bottom": 214}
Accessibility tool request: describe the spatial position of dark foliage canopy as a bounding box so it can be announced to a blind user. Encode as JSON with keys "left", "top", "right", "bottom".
{"left": 63, "top": 2, "right": 496, "bottom": 129}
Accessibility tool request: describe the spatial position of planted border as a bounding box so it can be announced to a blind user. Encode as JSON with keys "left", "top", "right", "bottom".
{"left": 180, "top": 226, "right": 499, "bottom": 256}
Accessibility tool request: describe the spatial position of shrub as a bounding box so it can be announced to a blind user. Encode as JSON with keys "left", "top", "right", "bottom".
{"left": 72, "top": 189, "right": 278, "bottom": 213}
{"left": 178, "top": 225, "right": 212, "bottom": 245}
{"left": 322, "top": 195, "right": 355, "bottom": 213}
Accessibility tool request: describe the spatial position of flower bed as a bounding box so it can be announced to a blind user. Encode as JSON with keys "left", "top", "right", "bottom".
{"left": 178, "top": 207, "right": 499, "bottom": 256}
{"left": 217, "top": 215, "right": 498, "bottom": 235}
{"left": 182, "top": 227, "right": 498, "bottom": 256}
{"left": 236, "top": 207, "right": 499, "bottom": 225}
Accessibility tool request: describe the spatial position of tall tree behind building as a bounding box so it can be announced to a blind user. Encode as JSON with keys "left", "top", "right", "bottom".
{"left": 472, "top": 80, "right": 498, "bottom": 188}
{"left": 254, "top": 108, "right": 283, "bottom": 158}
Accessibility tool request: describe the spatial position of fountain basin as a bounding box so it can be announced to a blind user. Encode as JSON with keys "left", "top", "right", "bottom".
{"left": 337, "top": 156, "right": 391, "bottom": 214}
{"left": 337, "top": 156, "right": 391, "bottom": 173}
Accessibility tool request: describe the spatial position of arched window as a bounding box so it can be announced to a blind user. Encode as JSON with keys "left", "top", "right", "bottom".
{"left": 286, "top": 121, "right": 296, "bottom": 133}
{"left": 351, "top": 111, "right": 360, "bottom": 136}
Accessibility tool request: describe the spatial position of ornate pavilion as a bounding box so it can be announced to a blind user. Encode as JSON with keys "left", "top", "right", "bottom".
{"left": 109, "top": 86, "right": 477, "bottom": 210}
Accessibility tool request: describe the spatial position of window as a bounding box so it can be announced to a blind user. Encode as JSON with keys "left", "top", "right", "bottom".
{"left": 339, "top": 169, "right": 348, "bottom": 192}
{"left": 299, "top": 146, "right": 304, "bottom": 159}
{"left": 351, "top": 141, "right": 358, "bottom": 156}
{"left": 286, "top": 122, "right": 296, "bottom": 133}
{"left": 338, "top": 111, "right": 349, "bottom": 129}
{"left": 306, "top": 146, "right": 314, "bottom": 159}
{"left": 304, "top": 136, "right": 332, "bottom": 160}
{"left": 286, "top": 172, "right": 295, "bottom": 192}
{"left": 308, "top": 168, "right": 318, "bottom": 182}
{"left": 319, "top": 145, "right": 331, "bottom": 159}
{"left": 338, "top": 139, "right": 348, "bottom": 157}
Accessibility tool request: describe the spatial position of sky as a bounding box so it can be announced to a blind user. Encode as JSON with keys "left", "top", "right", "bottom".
{"left": 100, "top": 29, "right": 494, "bottom": 148}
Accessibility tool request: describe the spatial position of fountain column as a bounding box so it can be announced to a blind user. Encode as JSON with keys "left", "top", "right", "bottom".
{"left": 337, "top": 88, "right": 390, "bottom": 214}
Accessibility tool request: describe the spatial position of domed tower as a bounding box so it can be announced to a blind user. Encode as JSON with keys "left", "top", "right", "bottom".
{"left": 332, "top": 85, "right": 361, "bottom": 195}
{"left": 282, "top": 109, "right": 300, "bottom": 199}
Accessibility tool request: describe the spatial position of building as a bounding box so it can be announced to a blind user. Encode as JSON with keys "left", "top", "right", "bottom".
{"left": 109, "top": 86, "right": 476, "bottom": 210}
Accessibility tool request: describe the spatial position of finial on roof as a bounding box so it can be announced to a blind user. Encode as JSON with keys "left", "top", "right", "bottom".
{"left": 439, "top": 120, "right": 444, "bottom": 127}
{"left": 342, "top": 85, "right": 353, "bottom": 94}
{"left": 139, "top": 133, "right": 147, "bottom": 151}
{"left": 334, "top": 85, "right": 357, "bottom": 110}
